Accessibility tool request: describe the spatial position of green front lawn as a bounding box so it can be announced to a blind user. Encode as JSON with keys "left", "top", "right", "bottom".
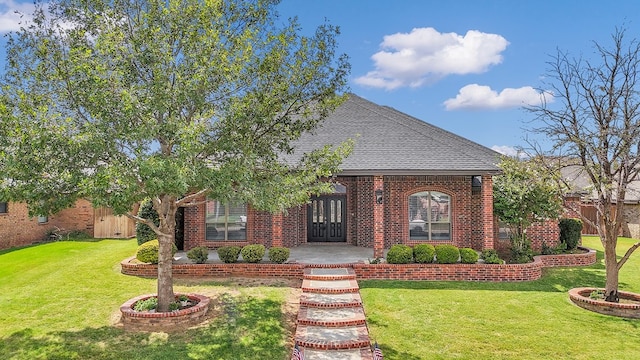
{"left": 2, "top": 237, "right": 640, "bottom": 359}
{"left": 0, "top": 239, "right": 293, "bottom": 359}
{"left": 360, "top": 236, "right": 640, "bottom": 359}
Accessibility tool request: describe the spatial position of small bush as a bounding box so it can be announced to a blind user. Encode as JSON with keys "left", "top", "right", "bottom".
{"left": 481, "top": 249, "right": 504, "bottom": 264}
{"left": 134, "top": 297, "right": 157, "bottom": 312}
{"left": 435, "top": 244, "right": 460, "bottom": 264}
{"left": 541, "top": 241, "right": 567, "bottom": 255}
{"left": 136, "top": 199, "right": 160, "bottom": 245}
{"left": 241, "top": 244, "right": 266, "bottom": 263}
{"left": 413, "top": 244, "right": 435, "bottom": 263}
{"left": 187, "top": 246, "right": 209, "bottom": 264}
{"left": 268, "top": 247, "right": 290, "bottom": 264}
{"left": 459, "top": 248, "right": 479, "bottom": 264}
{"left": 135, "top": 239, "right": 177, "bottom": 264}
{"left": 559, "top": 218, "right": 583, "bottom": 250}
{"left": 386, "top": 244, "right": 414, "bottom": 264}
{"left": 217, "top": 246, "right": 241, "bottom": 263}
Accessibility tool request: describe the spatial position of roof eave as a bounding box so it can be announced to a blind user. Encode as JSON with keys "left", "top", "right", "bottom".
{"left": 336, "top": 169, "right": 501, "bottom": 176}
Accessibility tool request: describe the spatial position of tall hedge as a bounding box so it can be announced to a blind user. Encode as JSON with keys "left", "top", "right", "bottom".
{"left": 559, "top": 218, "right": 583, "bottom": 250}
{"left": 135, "top": 199, "right": 159, "bottom": 245}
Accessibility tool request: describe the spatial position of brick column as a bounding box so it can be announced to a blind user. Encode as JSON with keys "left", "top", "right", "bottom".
{"left": 482, "top": 174, "right": 495, "bottom": 249}
{"left": 373, "top": 175, "right": 385, "bottom": 258}
{"left": 271, "top": 212, "right": 283, "bottom": 247}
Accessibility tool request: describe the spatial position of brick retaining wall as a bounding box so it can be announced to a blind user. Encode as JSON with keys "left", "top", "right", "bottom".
{"left": 121, "top": 247, "right": 596, "bottom": 282}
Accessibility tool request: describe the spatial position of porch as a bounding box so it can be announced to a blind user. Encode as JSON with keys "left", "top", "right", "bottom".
{"left": 174, "top": 243, "right": 379, "bottom": 265}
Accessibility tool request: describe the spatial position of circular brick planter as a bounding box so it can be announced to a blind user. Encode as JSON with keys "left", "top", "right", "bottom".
{"left": 120, "top": 293, "right": 210, "bottom": 331}
{"left": 569, "top": 287, "right": 640, "bottom": 319}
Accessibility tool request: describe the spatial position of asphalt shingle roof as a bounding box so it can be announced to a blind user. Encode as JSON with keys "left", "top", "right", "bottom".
{"left": 289, "top": 94, "right": 501, "bottom": 175}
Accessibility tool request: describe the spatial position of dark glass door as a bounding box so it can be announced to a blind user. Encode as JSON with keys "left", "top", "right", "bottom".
{"left": 308, "top": 195, "right": 346, "bottom": 242}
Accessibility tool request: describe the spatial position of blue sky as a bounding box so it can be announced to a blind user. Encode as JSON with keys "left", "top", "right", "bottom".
{"left": 2, "top": 0, "right": 639, "bottom": 155}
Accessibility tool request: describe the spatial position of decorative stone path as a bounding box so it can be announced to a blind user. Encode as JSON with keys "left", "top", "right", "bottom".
{"left": 293, "top": 266, "right": 376, "bottom": 360}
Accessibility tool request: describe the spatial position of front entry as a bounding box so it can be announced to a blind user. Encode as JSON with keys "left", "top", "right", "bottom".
{"left": 307, "top": 195, "right": 346, "bottom": 242}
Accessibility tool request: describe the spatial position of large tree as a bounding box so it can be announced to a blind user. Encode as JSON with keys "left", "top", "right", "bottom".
{"left": 528, "top": 28, "right": 640, "bottom": 302}
{"left": 0, "top": 0, "right": 351, "bottom": 311}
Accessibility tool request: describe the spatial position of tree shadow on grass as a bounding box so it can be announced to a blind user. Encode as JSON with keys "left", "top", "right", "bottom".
{"left": 0, "top": 295, "right": 289, "bottom": 360}
{"left": 359, "top": 249, "right": 630, "bottom": 293}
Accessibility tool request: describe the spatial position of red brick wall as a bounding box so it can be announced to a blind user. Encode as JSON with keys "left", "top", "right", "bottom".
{"left": 0, "top": 199, "right": 94, "bottom": 250}
{"left": 182, "top": 175, "right": 496, "bottom": 251}
{"left": 384, "top": 175, "right": 486, "bottom": 250}
{"left": 121, "top": 248, "right": 596, "bottom": 281}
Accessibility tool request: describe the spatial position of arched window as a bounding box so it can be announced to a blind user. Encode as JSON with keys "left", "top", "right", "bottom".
{"left": 408, "top": 191, "right": 451, "bottom": 240}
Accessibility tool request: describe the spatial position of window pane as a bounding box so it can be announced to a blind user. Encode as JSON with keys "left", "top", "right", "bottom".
{"left": 0, "top": 202, "right": 6, "bottom": 213}
{"left": 330, "top": 200, "right": 335, "bottom": 223}
{"left": 336, "top": 200, "right": 342, "bottom": 223}
{"left": 409, "top": 191, "right": 429, "bottom": 239}
{"left": 409, "top": 191, "right": 450, "bottom": 240}
{"left": 227, "top": 203, "right": 247, "bottom": 240}
{"left": 205, "top": 199, "right": 225, "bottom": 240}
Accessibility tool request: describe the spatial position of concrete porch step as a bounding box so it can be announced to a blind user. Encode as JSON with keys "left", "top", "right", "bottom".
{"left": 301, "top": 278, "right": 360, "bottom": 294}
{"left": 304, "top": 267, "right": 357, "bottom": 281}
{"left": 297, "top": 347, "right": 374, "bottom": 360}
{"left": 300, "top": 292, "right": 363, "bottom": 308}
{"left": 295, "top": 324, "right": 371, "bottom": 350}
{"left": 297, "top": 306, "right": 366, "bottom": 327}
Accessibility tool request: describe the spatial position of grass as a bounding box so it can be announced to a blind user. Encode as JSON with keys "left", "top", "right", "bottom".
{"left": 0, "top": 239, "right": 293, "bottom": 360}
{"left": 360, "top": 236, "right": 640, "bottom": 360}
{"left": 2, "top": 237, "right": 640, "bottom": 359}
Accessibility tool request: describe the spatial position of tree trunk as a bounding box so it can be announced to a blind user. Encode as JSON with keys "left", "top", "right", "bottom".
{"left": 155, "top": 195, "right": 178, "bottom": 312}
{"left": 603, "top": 231, "right": 620, "bottom": 303}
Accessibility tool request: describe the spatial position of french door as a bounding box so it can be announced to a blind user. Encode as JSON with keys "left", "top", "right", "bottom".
{"left": 307, "top": 195, "right": 346, "bottom": 242}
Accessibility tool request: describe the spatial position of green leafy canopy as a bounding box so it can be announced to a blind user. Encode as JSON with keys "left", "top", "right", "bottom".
{"left": 0, "top": 0, "right": 351, "bottom": 311}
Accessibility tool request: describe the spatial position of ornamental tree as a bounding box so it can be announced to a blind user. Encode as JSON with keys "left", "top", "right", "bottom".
{"left": 527, "top": 28, "right": 640, "bottom": 302}
{"left": 493, "top": 156, "right": 564, "bottom": 263}
{"left": 0, "top": 0, "right": 350, "bottom": 312}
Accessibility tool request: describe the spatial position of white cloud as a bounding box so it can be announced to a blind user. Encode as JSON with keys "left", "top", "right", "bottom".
{"left": 443, "top": 84, "right": 553, "bottom": 110}
{"left": 0, "top": 0, "right": 36, "bottom": 33}
{"left": 355, "top": 27, "right": 509, "bottom": 90}
{"left": 491, "top": 145, "right": 521, "bottom": 157}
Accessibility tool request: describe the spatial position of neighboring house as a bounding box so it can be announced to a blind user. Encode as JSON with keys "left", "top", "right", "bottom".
{"left": 184, "top": 94, "right": 558, "bottom": 256}
{"left": 562, "top": 165, "right": 640, "bottom": 239}
{"left": 0, "top": 199, "right": 94, "bottom": 249}
{"left": 0, "top": 199, "right": 137, "bottom": 250}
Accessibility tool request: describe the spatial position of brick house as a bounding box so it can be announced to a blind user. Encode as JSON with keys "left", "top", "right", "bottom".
{"left": 183, "top": 94, "right": 534, "bottom": 257}
{"left": 0, "top": 199, "right": 137, "bottom": 250}
{"left": 0, "top": 199, "right": 95, "bottom": 250}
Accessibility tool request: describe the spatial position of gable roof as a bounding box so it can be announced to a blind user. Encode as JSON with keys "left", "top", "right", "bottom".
{"left": 289, "top": 94, "right": 501, "bottom": 176}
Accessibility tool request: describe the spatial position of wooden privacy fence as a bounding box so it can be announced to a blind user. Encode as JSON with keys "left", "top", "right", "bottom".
{"left": 94, "top": 207, "right": 136, "bottom": 238}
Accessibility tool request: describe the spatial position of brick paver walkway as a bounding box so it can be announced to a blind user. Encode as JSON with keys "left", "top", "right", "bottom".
{"left": 292, "top": 266, "right": 376, "bottom": 360}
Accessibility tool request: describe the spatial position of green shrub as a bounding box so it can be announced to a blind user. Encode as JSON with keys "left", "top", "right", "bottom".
{"left": 241, "top": 244, "right": 266, "bottom": 263}
{"left": 134, "top": 297, "right": 157, "bottom": 312}
{"left": 435, "top": 244, "right": 460, "bottom": 264}
{"left": 136, "top": 199, "right": 159, "bottom": 245}
{"left": 187, "top": 246, "right": 209, "bottom": 264}
{"left": 386, "top": 244, "right": 414, "bottom": 264}
{"left": 541, "top": 241, "right": 567, "bottom": 255}
{"left": 459, "top": 248, "right": 479, "bottom": 264}
{"left": 413, "top": 244, "right": 435, "bottom": 263}
{"left": 135, "top": 239, "right": 177, "bottom": 264}
{"left": 268, "top": 247, "right": 290, "bottom": 264}
{"left": 559, "top": 218, "right": 583, "bottom": 250}
{"left": 217, "top": 246, "right": 241, "bottom": 263}
{"left": 481, "top": 249, "right": 504, "bottom": 264}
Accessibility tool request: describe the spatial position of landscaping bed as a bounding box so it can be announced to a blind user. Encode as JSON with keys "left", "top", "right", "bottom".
{"left": 121, "top": 247, "right": 596, "bottom": 281}
{"left": 119, "top": 293, "right": 210, "bottom": 331}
